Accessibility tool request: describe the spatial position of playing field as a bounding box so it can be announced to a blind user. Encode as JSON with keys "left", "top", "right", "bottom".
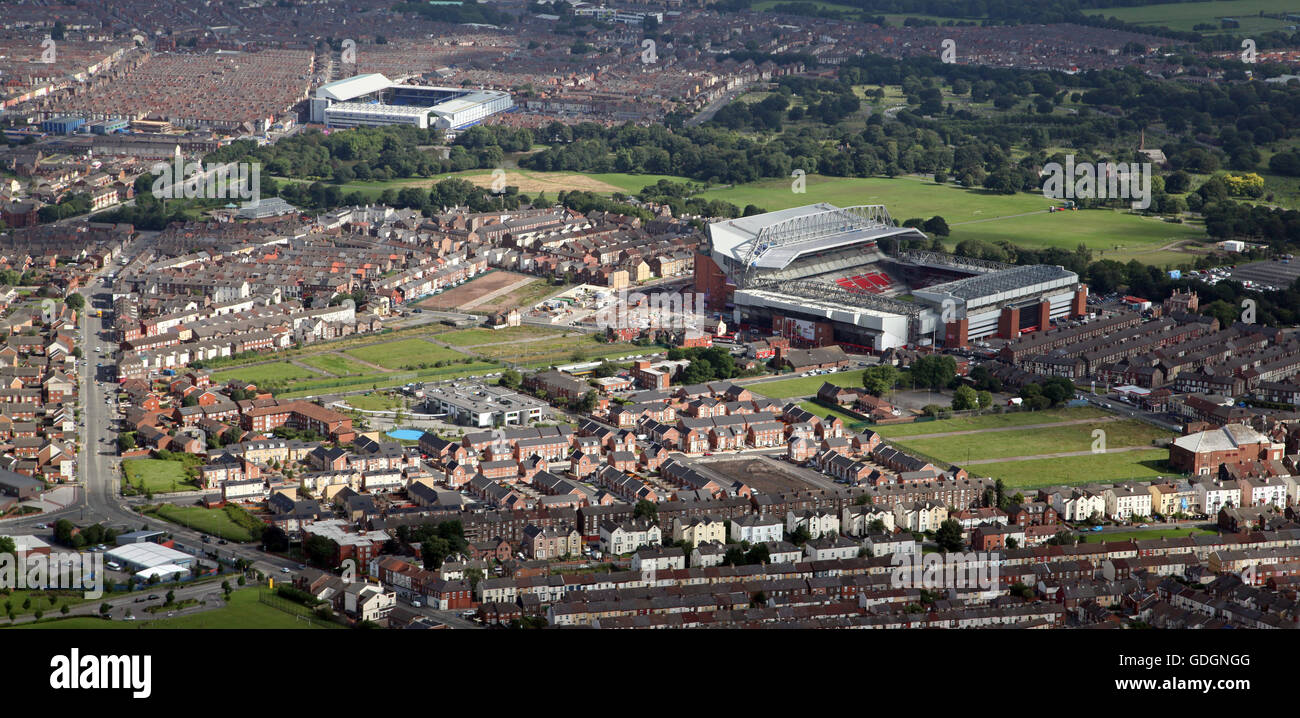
{"left": 437, "top": 325, "right": 564, "bottom": 347}
{"left": 968, "top": 449, "right": 1174, "bottom": 489}
{"left": 1085, "top": 0, "right": 1300, "bottom": 34}
{"left": 448, "top": 169, "right": 689, "bottom": 195}
{"left": 749, "top": 369, "right": 866, "bottom": 399}
{"left": 298, "top": 353, "right": 375, "bottom": 376}
{"left": 345, "top": 339, "right": 465, "bottom": 370}
{"left": 123, "top": 459, "right": 198, "bottom": 493}
{"left": 873, "top": 407, "right": 1109, "bottom": 438}
{"left": 893, "top": 418, "right": 1174, "bottom": 463}
{"left": 210, "top": 361, "right": 320, "bottom": 386}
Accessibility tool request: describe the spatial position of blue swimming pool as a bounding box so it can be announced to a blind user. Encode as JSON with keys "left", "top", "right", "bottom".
{"left": 386, "top": 429, "right": 423, "bottom": 441}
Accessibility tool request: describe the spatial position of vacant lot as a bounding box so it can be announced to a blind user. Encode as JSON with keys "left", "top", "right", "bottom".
{"left": 971, "top": 449, "right": 1173, "bottom": 489}
{"left": 345, "top": 339, "right": 465, "bottom": 370}
{"left": 750, "top": 369, "right": 866, "bottom": 399}
{"left": 873, "top": 407, "right": 1109, "bottom": 438}
{"left": 417, "top": 271, "right": 531, "bottom": 311}
{"left": 210, "top": 361, "right": 319, "bottom": 386}
{"left": 146, "top": 505, "right": 255, "bottom": 542}
{"left": 123, "top": 459, "right": 198, "bottom": 493}
{"left": 438, "top": 325, "right": 563, "bottom": 347}
{"left": 345, "top": 393, "right": 403, "bottom": 411}
{"left": 894, "top": 418, "right": 1173, "bottom": 463}
{"left": 17, "top": 589, "right": 340, "bottom": 630}
{"left": 1096, "top": 527, "right": 1216, "bottom": 543}
{"left": 298, "top": 353, "right": 375, "bottom": 376}
{"left": 704, "top": 458, "right": 823, "bottom": 494}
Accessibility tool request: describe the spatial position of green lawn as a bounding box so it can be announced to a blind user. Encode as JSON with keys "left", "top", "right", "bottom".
{"left": 1085, "top": 0, "right": 1300, "bottom": 34}
{"left": 123, "top": 458, "right": 199, "bottom": 493}
{"left": 345, "top": 339, "right": 466, "bottom": 370}
{"left": 894, "top": 419, "right": 1174, "bottom": 463}
{"left": 437, "top": 325, "right": 564, "bottom": 347}
{"left": 145, "top": 505, "right": 255, "bottom": 542}
{"left": 1094, "top": 527, "right": 1217, "bottom": 543}
{"left": 211, "top": 361, "right": 319, "bottom": 386}
{"left": 0, "top": 589, "right": 97, "bottom": 617}
{"left": 13, "top": 589, "right": 340, "bottom": 630}
{"left": 969, "top": 449, "right": 1175, "bottom": 489}
{"left": 298, "top": 353, "right": 375, "bottom": 376}
{"left": 276, "top": 361, "right": 502, "bottom": 398}
{"left": 345, "top": 393, "right": 403, "bottom": 411}
{"left": 873, "top": 407, "right": 1109, "bottom": 438}
{"left": 750, "top": 369, "right": 865, "bottom": 399}
{"left": 798, "top": 401, "right": 869, "bottom": 429}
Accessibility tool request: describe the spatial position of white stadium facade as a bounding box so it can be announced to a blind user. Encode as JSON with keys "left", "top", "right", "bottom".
{"left": 309, "top": 73, "right": 513, "bottom": 131}
{"left": 694, "top": 203, "right": 1090, "bottom": 351}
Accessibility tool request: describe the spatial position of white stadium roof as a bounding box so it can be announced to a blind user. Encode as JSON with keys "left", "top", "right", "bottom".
{"left": 316, "top": 73, "right": 393, "bottom": 102}
{"left": 708, "top": 203, "right": 921, "bottom": 271}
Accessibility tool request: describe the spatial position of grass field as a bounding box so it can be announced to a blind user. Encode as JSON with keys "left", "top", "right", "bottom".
{"left": 276, "top": 360, "right": 502, "bottom": 398}
{"left": 798, "top": 401, "right": 869, "bottom": 429}
{"left": 872, "top": 407, "right": 1109, "bottom": 437}
{"left": 437, "top": 325, "right": 564, "bottom": 347}
{"left": 471, "top": 334, "right": 647, "bottom": 367}
{"left": 298, "top": 353, "right": 375, "bottom": 376}
{"left": 123, "top": 459, "right": 198, "bottom": 493}
{"left": 894, "top": 419, "right": 1174, "bottom": 463}
{"left": 345, "top": 339, "right": 466, "bottom": 370}
{"left": 146, "top": 505, "right": 254, "bottom": 542}
{"left": 344, "top": 393, "right": 403, "bottom": 411}
{"left": 1085, "top": 0, "right": 1300, "bottom": 34}
{"left": 968, "top": 449, "right": 1174, "bottom": 489}
{"left": 1094, "top": 527, "right": 1217, "bottom": 543}
{"left": 749, "top": 369, "right": 866, "bottom": 399}
{"left": 697, "top": 175, "right": 1208, "bottom": 263}
{"left": 0, "top": 589, "right": 96, "bottom": 617}
{"left": 282, "top": 170, "right": 692, "bottom": 199}
{"left": 13, "top": 589, "right": 340, "bottom": 630}
{"left": 211, "top": 361, "right": 320, "bottom": 386}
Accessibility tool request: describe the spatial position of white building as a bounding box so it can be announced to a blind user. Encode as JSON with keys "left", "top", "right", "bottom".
{"left": 730, "top": 514, "right": 783, "bottom": 544}
{"left": 786, "top": 509, "right": 840, "bottom": 539}
{"left": 1193, "top": 478, "right": 1242, "bottom": 516}
{"left": 1106, "top": 484, "right": 1154, "bottom": 521}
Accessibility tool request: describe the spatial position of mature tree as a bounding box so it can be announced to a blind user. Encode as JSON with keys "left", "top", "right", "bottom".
{"left": 951, "top": 384, "right": 978, "bottom": 411}
{"left": 633, "top": 499, "right": 657, "bottom": 523}
{"left": 862, "top": 364, "right": 899, "bottom": 397}
{"left": 934, "top": 519, "right": 965, "bottom": 552}
{"left": 910, "top": 355, "right": 957, "bottom": 391}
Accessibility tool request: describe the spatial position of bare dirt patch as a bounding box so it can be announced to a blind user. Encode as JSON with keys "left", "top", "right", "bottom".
{"left": 458, "top": 170, "right": 622, "bottom": 194}
{"left": 704, "top": 458, "right": 823, "bottom": 494}
{"left": 418, "top": 271, "right": 535, "bottom": 311}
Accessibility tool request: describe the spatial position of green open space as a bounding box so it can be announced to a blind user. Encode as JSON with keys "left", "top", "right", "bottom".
{"left": 276, "top": 361, "right": 502, "bottom": 398}
{"left": 969, "top": 449, "right": 1175, "bottom": 489}
{"left": 298, "top": 353, "right": 375, "bottom": 376}
{"left": 122, "top": 458, "right": 199, "bottom": 493}
{"left": 143, "top": 505, "right": 255, "bottom": 542}
{"left": 12, "top": 589, "right": 340, "bottom": 629}
{"left": 437, "top": 325, "right": 564, "bottom": 347}
{"left": 872, "top": 406, "right": 1109, "bottom": 438}
{"left": 1094, "top": 527, "right": 1218, "bottom": 543}
{"left": 345, "top": 339, "right": 466, "bottom": 370}
{"left": 211, "top": 361, "right": 320, "bottom": 386}
{"left": 895, "top": 419, "right": 1173, "bottom": 463}
{"left": 1085, "top": 0, "right": 1300, "bottom": 34}
{"left": 344, "top": 393, "right": 404, "bottom": 411}
{"left": 749, "top": 369, "right": 866, "bottom": 399}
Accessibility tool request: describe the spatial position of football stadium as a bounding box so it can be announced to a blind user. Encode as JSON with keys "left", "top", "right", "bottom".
{"left": 308, "top": 73, "right": 513, "bottom": 131}
{"left": 695, "top": 203, "right": 1090, "bottom": 351}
